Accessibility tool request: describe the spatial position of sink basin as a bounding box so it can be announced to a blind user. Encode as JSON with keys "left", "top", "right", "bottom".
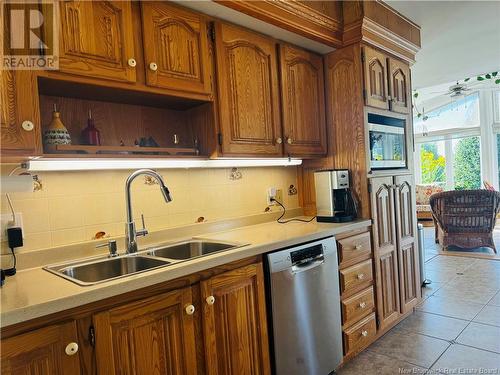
{"left": 45, "top": 255, "right": 170, "bottom": 286}
{"left": 147, "top": 239, "right": 242, "bottom": 260}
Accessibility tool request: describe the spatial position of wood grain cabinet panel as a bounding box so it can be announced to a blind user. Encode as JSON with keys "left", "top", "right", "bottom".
{"left": 214, "top": 22, "right": 282, "bottom": 156}
{"left": 141, "top": 2, "right": 211, "bottom": 95}
{"left": 93, "top": 287, "right": 197, "bottom": 375}
{"left": 58, "top": 0, "right": 136, "bottom": 82}
{"left": 279, "top": 44, "right": 327, "bottom": 156}
{"left": 370, "top": 176, "right": 401, "bottom": 330}
{"left": 1, "top": 321, "right": 81, "bottom": 375}
{"left": 340, "top": 259, "right": 374, "bottom": 295}
{"left": 201, "top": 262, "right": 271, "bottom": 375}
{"left": 343, "top": 313, "right": 376, "bottom": 356}
{"left": 388, "top": 58, "right": 411, "bottom": 114}
{"left": 338, "top": 231, "right": 372, "bottom": 267}
{"left": 341, "top": 287, "right": 375, "bottom": 327}
{"left": 395, "top": 174, "right": 420, "bottom": 313}
{"left": 0, "top": 70, "right": 42, "bottom": 157}
{"left": 363, "top": 46, "right": 389, "bottom": 110}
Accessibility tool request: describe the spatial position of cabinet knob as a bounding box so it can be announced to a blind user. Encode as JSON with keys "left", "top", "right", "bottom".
{"left": 361, "top": 330, "right": 368, "bottom": 337}
{"left": 355, "top": 244, "right": 363, "bottom": 250}
{"left": 206, "top": 295, "right": 215, "bottom": 305}
{"left": 287, "top": 137, "right": 293, "bottom": 144}
{"left": 21, "top": 120, "right": 34, "bottom": 132}
{"left": 276, "top": 137, "right": 283, "bottom": 144}
{"left": 127, "top": 58, "right": 137, "bottom": 67}
{"left": 65, "top": 342, "right": 79, "bottom": 356}
{"left": 185, "top": 304, "right": 195, "bottom": 315}
{"left": 359, "top": 301, "right": 366, "bottom": 309}
{"left": 149, "top": 62, "right": 158, "bottom": 71}
{"left": 357, "top": 273, "right": 365, "bottom": 280}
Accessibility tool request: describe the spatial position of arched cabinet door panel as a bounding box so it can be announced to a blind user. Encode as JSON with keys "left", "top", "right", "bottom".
{"left": 363, "top": 46, "right": 389, "bottom": 110}
{"left": 388, "top": 59, "right": 411, "bottom": 114}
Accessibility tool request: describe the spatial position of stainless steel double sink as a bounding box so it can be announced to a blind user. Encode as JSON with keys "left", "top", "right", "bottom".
{"left": 44, "top": 239, "right": 245, "bottom": 286}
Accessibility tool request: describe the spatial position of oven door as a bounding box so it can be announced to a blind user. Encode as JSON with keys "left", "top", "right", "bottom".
{"left": 369, "top": 123, "right": 407, "bottom": 169}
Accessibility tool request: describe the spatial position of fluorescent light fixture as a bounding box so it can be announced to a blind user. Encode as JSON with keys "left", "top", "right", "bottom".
{"left": 26, "top": 158, "right": 302, "bottom": 171}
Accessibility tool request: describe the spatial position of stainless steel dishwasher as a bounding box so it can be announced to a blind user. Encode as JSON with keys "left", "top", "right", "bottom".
{"left": 266, "top": 237, "right": 343, "bottom": 375}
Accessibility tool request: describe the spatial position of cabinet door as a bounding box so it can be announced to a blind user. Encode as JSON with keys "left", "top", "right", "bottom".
{"left": 1, "top": 321, "right": 81, "bottom": 374}
{"left": 370, "top": 176, "right": 400, "bottom": 331}
{"left": 1, "top": 70, "right": 42, "bottom": 157}
{"left": 394, "top": 175, "right": 420, "bottom": 313}
{"left": 214, "top": 23, "right": 282, "bottom": 156}
{"left": 141, "top": 2, "right": 211, "bottom": 95}
{"left": 93, "top": 287, "right": 197, "bottom": 374}
{"left": 279, "top": 44, "right": 327, "bottom": 156}
{"left": 388, "top": 59, "right": 411, "bottom": 114}
{"left": 363, "top": 46, "right": 389, "bottom": 110}
{"left": 58, "top": 1, "right": 136, "bottom": 82}
{"left": 201, "top": 263, "right": 271, "bottom": 375}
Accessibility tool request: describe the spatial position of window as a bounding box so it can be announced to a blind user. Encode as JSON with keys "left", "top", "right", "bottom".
{"left": 452, "top": 136, "right": 481, "bottom": 190}
{"left": 497, "top": 134, "right": 500, "bottom": 184}
{"left": 419, "top": 141, "right": 446, "bottom": 186}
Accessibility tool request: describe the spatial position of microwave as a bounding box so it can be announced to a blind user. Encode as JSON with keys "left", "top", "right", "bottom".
{"left": 368, "top": 113, "right": 407, "bottom": 169}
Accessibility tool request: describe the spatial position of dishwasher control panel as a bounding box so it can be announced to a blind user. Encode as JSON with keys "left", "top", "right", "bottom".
{"left": 290, "top": 244, "right": 323, "bottom": 265}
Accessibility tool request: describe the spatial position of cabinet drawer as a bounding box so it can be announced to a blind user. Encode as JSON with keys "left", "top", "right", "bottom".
{"left": 343, "top": 313, "right": 376, "bottom": 356}
{"left": 339, "top": 259, "right": 373, "bottom": 294}
{"left": 341, "top": 287, "right": 375, "bottom": 327}
{"left": 338, "top": 232, "right": 371, "bottom": 266}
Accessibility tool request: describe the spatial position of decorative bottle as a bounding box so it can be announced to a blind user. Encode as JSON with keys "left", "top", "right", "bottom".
{"left": 81, "top": 109, "right": 101, "bottom": 146}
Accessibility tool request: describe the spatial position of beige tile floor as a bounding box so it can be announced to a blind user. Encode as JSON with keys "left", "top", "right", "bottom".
{"left": 338, "top": 227, "right": 500, "bottom": 375}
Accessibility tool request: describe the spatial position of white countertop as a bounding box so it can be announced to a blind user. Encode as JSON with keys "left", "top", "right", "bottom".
{"left": 0, "top": 218, "right": 371, "bottom": 328}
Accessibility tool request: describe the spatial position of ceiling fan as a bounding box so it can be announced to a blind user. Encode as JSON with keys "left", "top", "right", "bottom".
{"left": 430, "top": 81, "right": 472, "bottom": 98}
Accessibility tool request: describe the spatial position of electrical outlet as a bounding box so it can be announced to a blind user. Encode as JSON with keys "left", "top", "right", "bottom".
{"left": 0, "top": 213, "right": 24, "bottom": 241}
{"left": 267, "top": 187, "right": 277, "bottom": 205}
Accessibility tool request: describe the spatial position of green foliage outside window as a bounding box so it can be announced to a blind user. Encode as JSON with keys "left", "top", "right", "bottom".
{"left": 420, "top": 143, "right": 445, "bottom": 184}
{"left": 454, "top": 137, "right": 481, "bottom": 190}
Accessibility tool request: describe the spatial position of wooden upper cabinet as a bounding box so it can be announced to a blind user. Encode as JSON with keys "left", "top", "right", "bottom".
{"left": 370, "top": 176, "right": 400, "bottom": 331}
{"left": 201, "top": 263, "right": 271, "bottom": 375}
{"left": 214, "top": 23, "right": 282, "bottom": 156}
{"left": 1, "top": 70, "right": 42, "bottom": 157}
{"left": 394, "top": 174, "right": 420, "bottom": 313}
{"left": 363, "top": 46, "right": 389, "bottom": 110}
{"left": 388, "top": 58, "right": 411, "bottom": 114}
{"left": 93, "top": 287, "right": 197, "bottom": 374}
{"left": 279, "top": 44, "right": 327, "bottom": 156}
{"left": 1, "top": 321, "right": 81, "bottom": 374}
{"left": 141, "top": 2, "right": 211, "bottom": 95}
{"left": 58, "top": 1, "right": 136, "bottom": 82}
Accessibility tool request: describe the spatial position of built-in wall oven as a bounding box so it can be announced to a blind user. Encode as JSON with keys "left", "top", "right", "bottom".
{"left": 368, "top": 113, "right": 407, "bottom": 169}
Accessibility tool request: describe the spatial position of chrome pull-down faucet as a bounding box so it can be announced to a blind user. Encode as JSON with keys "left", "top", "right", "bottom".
{"left": 125, "top": 169, "right": 172, "bottom": 253}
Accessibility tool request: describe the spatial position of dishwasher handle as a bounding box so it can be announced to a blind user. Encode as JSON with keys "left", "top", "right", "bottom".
{"left": 291, "top": 255, "right": 325, "bottom": 274}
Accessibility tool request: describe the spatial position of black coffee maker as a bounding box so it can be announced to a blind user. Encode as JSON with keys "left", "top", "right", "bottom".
{"left": 314, "top": 169, "right": 358, "bottom": 222}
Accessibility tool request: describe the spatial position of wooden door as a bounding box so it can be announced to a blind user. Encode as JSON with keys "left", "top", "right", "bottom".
{"left": 370, "top": 176, "right": 400, "bottom": 330}
{"left": 1, "top": 321, "right": 81, "bottom": 374}
{"left": 362, "top": 46, "right": 389, "bottom": 110}
{"left": 141, "top": 2, "right": 211, "bottom": 95}
{"left": 201, "top": 263, "right": 271, "bottom": 375}
{"left": 394, "top": 174, "right": 420, "bottom": 313}
{"left": 214, "top": 22, "right": 282, "bottom": 156}
{"left": 58, "top": 1, "right": 136, "bottom": 82}
{"left": 279, "top": 44, "right": 327, "bottom": 156}
{"left": 388, "top": 58, "right": 411, "bottom": 114}
{"left": 1, "top": 70, "right": 42, "bottom": 157}
{"left": 93, "top": 287, "right": 197, "bottom": 374}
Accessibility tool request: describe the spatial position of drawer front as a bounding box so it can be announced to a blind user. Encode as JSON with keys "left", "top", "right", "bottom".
{"left": 340, "top": 259, "right": 373, "bottom": 294}
{"left": 343, "top": 313, "right": 376, "bottom": 355}
{"left": 341, "top": 287, "right": 375, "bottom": 327}
{"left": 338, "top": 232, "right": 371, "bottom": 266}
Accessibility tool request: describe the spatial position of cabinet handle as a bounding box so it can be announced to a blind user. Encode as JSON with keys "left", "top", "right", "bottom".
{"left": 276, "top": 137, "right": 283, "bottom": 144}
{"left": 357, "top": 273, "right": 365, "bottom": 280}
{"left": 65, "top": 342, "right": 79, "bottom": 356}
{"left": 355, "top": 244, "right": 363, "bottom": 250}
{"left": 287, "top": 137, "right": 293, "bottom": 144}
{"left": 149, "top": 62, "right": 158, "bottom": 71}
{"left": 21, "top": 120, "right": 34, "bottom": 132}
{"left": 185, "top": 304, "right": 195, "bottom": 315}
{"left": 361, "top": 330, "right": 368, "bottom": 337}
{"left": 206, "top": 296, "right": 215, "bottom": 305}
{"left": 127, "top": 58, "right": 137, "bottom": 67}
{"left": 359, "top": 302, "right": 366, "bottom": 309}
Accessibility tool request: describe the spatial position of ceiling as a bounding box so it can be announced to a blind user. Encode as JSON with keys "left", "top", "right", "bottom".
{"left": 387, "top": 1, "right": 500, "bottom": 90}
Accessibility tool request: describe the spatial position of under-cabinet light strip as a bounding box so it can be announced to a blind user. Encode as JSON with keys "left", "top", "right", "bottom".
{"left": 26, "top": 158, "right": 302, "bottom": 171}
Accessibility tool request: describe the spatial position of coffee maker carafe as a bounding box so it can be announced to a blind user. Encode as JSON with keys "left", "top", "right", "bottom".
{"left": 314, "top": 169, "right": 358, "bottom": 222}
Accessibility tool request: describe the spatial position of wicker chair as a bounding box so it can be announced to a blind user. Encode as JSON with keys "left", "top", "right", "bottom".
{"left": 430, "top": 190, "right": 500, "bottom": 253}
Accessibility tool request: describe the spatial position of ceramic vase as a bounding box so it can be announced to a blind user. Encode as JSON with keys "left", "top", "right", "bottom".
{"left": 43, "top": 104, "right": 71, "bottom": 152}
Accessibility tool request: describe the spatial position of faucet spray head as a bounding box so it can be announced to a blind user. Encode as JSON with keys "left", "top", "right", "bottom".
{"left": 162, "top": 186, "right": 173, "bottom": 203}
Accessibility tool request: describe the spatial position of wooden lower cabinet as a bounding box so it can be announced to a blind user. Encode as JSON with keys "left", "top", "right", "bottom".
{"left": 1, "top": 321, "right": 81, "bottom": 374}
{"left": 201, "top": 263, "right": 271, "bottom": 375}
{"left": 93, "top": 286, "right": 197, "bottom": 374}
